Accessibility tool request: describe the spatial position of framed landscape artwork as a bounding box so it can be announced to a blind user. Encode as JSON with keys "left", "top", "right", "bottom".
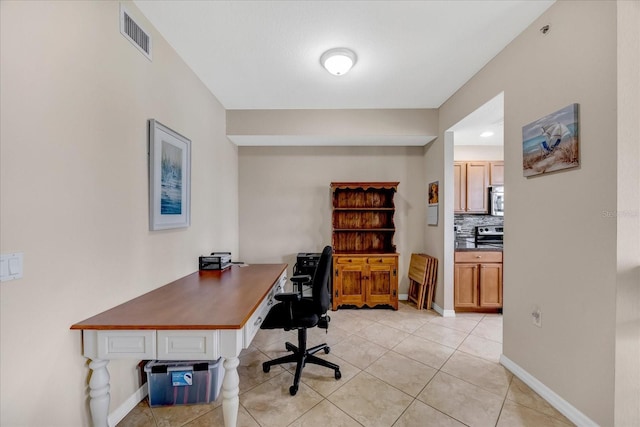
{"left": 522, "top": 103, "right": 579, "bottom": 177}
{"left": 149, "top": 119, "right": 191, "bottom": 230}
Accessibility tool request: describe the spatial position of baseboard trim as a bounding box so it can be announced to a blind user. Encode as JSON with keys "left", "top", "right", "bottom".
{"left": 499, "top": 355, "right": 598, "bottom": 427}
{"left": 432, "top": 302, "right": 456, "bottom": 317}
{"left": 108, "top": 384, "right": 148, "bottom": 427}
{"left": 399, "top": 293, "right": 408, "bottom": 301}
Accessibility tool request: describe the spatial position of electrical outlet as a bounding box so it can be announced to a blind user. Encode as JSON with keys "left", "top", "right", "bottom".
{"left": 531, "top": 308, "right": 542, "bottom": 327}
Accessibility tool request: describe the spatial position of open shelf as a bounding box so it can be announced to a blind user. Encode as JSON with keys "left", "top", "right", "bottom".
{"left": 331, "top": 182, "right": 398, "bottom": 254}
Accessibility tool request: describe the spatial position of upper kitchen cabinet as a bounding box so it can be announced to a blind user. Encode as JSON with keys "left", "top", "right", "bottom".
{"left": 454, "top": 161, "right": 490, "bottom": 213}
{"left": 453, "top": 162, "right": 466, "bottom": 212}
{"left": 489, "top": 161, "right": 504, "bottom": 186}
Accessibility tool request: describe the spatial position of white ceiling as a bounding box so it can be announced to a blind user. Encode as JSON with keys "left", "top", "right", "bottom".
{"left": 452, "top": 92, "right": 504, "bottom": 146}
{"left": 133, "top": 1, "right": 553, "bottom": 146}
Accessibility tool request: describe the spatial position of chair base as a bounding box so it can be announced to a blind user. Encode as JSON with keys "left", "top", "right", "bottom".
{"left": 262, "top": 328, "right": 341, "bottom": 395}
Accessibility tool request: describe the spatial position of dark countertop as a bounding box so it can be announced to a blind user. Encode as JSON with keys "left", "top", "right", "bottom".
{"left": 455, "top": 238, "right": 503, "bottom": 251}
{"left": 455, "top": 246, "right": 503, "bottom": 252}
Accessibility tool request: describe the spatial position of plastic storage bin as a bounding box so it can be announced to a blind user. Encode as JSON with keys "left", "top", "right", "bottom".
{"left": 144, "top": 359, "right": 224, "bottom": 407}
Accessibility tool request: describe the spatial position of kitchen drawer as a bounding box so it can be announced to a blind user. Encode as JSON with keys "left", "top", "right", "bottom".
{"left": 367, "top": 256, "right": 396, "bottom": 265}
{"left": 455, "top": 251, "right": 503, "bottom": 263}
{"left": 335, "top": 256, "right": 367, "bottom": 264}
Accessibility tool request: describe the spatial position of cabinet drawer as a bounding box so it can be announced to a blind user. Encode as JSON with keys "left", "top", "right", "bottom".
{"left": 455, "top": 251, "right": 502, "bottom": 263}
{"left": 243, "top": 280, "right": 282, "bottom": 347}
{"left": 243, "top": 297, "right": 271, "bottom": 348}
{"left": 335, "top": 257, "right": 367, "bottom": 264}
{"left": 367, "top": 257, "right": 397, "bottom": 265}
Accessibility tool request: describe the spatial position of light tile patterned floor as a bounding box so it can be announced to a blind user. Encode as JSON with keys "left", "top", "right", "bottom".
{"left": 117, "top": 302, "right": 574, "bottom": 427}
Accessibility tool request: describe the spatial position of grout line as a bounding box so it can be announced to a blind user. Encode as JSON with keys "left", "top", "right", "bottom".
{"left": 494, "top": 374, "right": 515, "bottom": 427}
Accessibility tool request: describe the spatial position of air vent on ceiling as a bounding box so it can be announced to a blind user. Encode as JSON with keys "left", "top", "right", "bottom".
{"left": 120, "top": 4, "right": 152, "bottom": 61}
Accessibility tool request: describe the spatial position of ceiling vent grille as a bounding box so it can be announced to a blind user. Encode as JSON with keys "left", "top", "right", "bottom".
{"left": 120, "top": 4, "right": 152, "bottom": 61}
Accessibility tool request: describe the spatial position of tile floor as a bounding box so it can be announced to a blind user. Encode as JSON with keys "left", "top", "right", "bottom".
{"left": 118, "top": 302, "right": 574, "bottom": 427}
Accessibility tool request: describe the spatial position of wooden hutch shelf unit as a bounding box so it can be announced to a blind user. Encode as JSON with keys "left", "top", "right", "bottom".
{"left": 330, "top": 182, "right": 399, "bottom": 310}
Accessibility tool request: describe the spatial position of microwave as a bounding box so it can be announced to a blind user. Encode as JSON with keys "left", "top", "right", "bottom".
{"left": 490, "top": 186, "right": 504, "bottom": 216}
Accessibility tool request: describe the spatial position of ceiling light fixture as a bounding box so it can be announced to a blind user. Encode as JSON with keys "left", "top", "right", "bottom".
{"left": 480, "top": 131, "right": 494, "bottom": 138}
{"left": 320, "top": 48, "right": 357, "bottom": 76}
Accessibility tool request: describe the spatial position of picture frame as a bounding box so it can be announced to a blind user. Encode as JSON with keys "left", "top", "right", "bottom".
{"left": 149, "top": 119, "right": 191, "bottom": 230}
{"left": 522, "top": 103, "right": 579, "bottom": 177}
{"left": 427, "top": 181, "right": 438, "bottom": 226}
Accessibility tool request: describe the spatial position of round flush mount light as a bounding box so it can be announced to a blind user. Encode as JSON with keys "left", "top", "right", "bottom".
{"left": 320, "top": 48, "right": 357, "bottom": 76}
{"left": 480, "top": 131, "right": 494, "bottom": 138}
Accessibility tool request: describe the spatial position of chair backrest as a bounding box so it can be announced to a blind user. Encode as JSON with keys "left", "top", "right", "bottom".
{"left": 311, "top": 245, "right": 333, "bottom": 314}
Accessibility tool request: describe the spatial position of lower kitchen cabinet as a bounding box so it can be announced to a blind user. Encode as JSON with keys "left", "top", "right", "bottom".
{"left": 454, "top": 251, "right": 502, "bottom": 311}
{"left": 332, "top": 254, "right": 399, "bottom": 310}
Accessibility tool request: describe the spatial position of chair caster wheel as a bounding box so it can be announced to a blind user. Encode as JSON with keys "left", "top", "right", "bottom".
{"left": 262, "top": 364, "right": 270, "bottom": 373}
{"left": 324, "top": 346, "right": 330, "bottom": 354}
{"left": 289, "top": 385, "right": 298, "bottom": 396}
{"left": 335, "top": 370, "right": 342, "bottom": 380}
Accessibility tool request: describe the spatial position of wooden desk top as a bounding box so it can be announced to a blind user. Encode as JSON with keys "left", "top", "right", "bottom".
{"left": 71, "top": 264, "right": 287, "bottom": 331}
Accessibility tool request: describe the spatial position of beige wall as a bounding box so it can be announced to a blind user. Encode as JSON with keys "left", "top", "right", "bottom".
{"left": 227, "top": 109, "right": 438, "bottom": 138}
{"left": 238, "top": 146, "right": 426, "bottom": 295}
{"left": 428, "top": 1, "right": 631, "bottom": 425}
{"left": 615, "top": 2, "right": 640, "bottom": 425}
{"left": 454, "top": 144, "right": 504, "bottom": 161}
{"left": 0, "top": 2, "right": 237, "bottom": 425}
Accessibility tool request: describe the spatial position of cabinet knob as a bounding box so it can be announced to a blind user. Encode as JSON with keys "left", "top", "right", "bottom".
{"left": 475, "top": 255, "right": 482, "bottom": 258}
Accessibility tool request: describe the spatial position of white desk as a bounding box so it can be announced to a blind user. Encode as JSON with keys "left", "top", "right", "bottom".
{"left": 71, "top": 264, "right": 287, "bottom": 427}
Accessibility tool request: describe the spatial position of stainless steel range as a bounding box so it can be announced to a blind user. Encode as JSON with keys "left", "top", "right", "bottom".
{"left": 474, "top": 225, "right": 504, "bottom": 247}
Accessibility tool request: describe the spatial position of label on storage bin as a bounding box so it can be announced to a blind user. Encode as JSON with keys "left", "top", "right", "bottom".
{"left": 171, "top": 371, "right": 193, "bottom": 386}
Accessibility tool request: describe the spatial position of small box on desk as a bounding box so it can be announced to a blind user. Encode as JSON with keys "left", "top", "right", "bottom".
{"left": 144, "top": 359, "right": 224, "bottom": 407}
{"left": 199, "top": 252, "right": 232, "bottom": 271}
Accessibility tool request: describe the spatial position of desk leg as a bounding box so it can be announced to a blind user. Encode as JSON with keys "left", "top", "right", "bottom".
{"left": 88, "top": 358, "right": 110, "bottom": 427}
{"left": 221, "top": 356, "right": 240, "bottom": 427}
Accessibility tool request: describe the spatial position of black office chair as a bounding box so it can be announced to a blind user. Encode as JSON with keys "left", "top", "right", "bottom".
{"left": 260, "top": 245, "right": 341, "bottom": 395}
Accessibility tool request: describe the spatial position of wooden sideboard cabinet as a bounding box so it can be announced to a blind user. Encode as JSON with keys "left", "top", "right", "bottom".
{"left": 330, "top": 182, "right": 399, "bottom": 310}
{"left": 332, "top": 254, "right": 399, "bottom": 310}
{"left": 454, "top": 251, "right": 502, "bottom": 312}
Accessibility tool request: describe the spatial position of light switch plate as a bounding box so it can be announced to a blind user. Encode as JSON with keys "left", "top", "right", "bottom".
{"left": 1, "top": 252, "right": 23, "bottom": 282}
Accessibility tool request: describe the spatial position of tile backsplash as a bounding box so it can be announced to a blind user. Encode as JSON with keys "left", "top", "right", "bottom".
{"left": 454, "top": 214, "right": 504, "bottom": 239}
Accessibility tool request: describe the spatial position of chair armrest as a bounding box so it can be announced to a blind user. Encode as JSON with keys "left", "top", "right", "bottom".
{"left": 290, "top": 275, "right": 312, "bottom": 284}
{"left": 275, "top": 292, "right": 302, "bottom": 302}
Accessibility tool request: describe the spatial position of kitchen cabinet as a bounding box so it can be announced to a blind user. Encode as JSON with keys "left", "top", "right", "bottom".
{"left": 453, "top": 162, "right": 466, "bottom": 213}
{"left": 332, "top": 254, "right": 399, "bottom": 310}
{"left": 330, "top": 182, "right": 399, "bottom": 310}
{"left": 490, "top": 161, "right": 504, "bottom": 186}
{"left": 454, "top": 251, "right": 502, "bottom": 311}
{"left": 454, "top": 161, "right": 489, "bottom": 213}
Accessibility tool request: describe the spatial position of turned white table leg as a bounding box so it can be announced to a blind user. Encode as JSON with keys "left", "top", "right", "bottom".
{"left": 88, "top": 358, "right": 110, "bottom": 427}
{"left": 221, "top": 356, "right": 240, "bottom": 427}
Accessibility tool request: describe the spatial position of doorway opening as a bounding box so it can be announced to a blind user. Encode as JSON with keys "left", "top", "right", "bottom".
{"left": 443, "top": 92, "right": 504, "bottom": 316}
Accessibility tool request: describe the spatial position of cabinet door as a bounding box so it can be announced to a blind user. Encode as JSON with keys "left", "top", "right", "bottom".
{"left": 454, "top": 263, "right": 479, "bottom": 308}
{"left": 490, "top": 162, "right": 504, "bottom": 186}
{"left": 333, "top": 264, "right": 366, "bottom": 309}
{"left": 465, "top": 162, "right": 489, "bottom": 213}
{"left": 479, "top": 263, "right": 503, "bottom": 308}
{"left": 453, "top": 162, "right": 466, "bottom": 213}
{"left": 367, "top": 263, "right": 398, "bottom": 307}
